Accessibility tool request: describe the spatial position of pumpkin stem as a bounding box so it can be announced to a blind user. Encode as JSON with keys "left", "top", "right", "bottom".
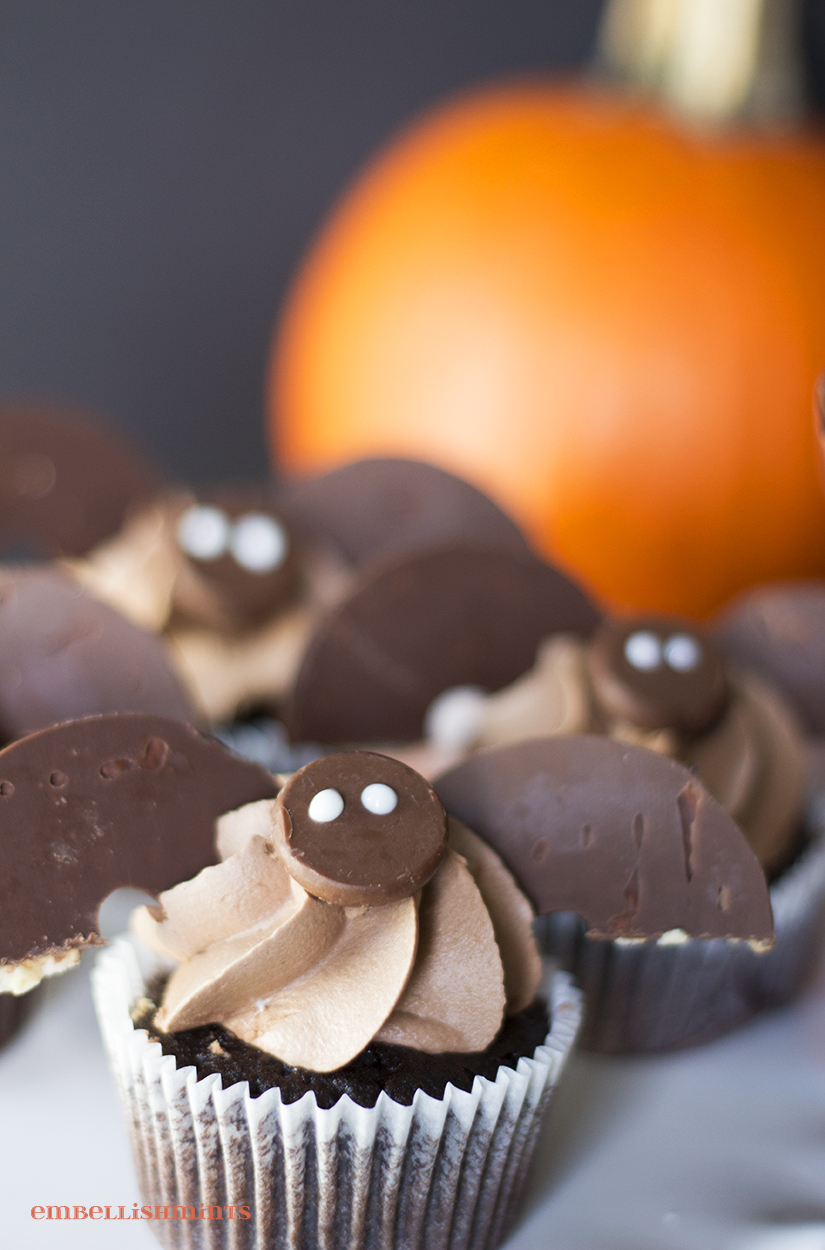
{"left": 597, "top": 0, "right": 804, "bottom": 126}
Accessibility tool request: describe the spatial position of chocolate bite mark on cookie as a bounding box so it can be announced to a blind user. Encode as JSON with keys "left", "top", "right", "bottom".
{"left": 0, "top": 714, "right": 278, "bottom": 983}
{"left": 677, "top": 782, "right": 700, "bottom": 884}
{"left": 614, "top": 867, "right": 640, "bottom": 932}
{"left": 632, "top": 812, "right": 646, "bottom": 850}
{"left": 274, "top": 752, "right": 448, "bottom": 906}
{"left": 434, "top": 736, "right": 773, "bottom": 945}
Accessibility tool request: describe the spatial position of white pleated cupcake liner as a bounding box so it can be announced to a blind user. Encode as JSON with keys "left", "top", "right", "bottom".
{"left": 93, "top": 938, "right": 581, "bottom": 1250}
{"left": 538, "top": 814, "right": 825, "bottom": 1054}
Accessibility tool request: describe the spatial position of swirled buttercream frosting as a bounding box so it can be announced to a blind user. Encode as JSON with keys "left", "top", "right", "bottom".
{"left": 133, "top": 752, "right": 541, "bottom": 1073}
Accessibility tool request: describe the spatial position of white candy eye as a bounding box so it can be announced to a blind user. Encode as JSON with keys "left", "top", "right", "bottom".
{"left": 177, "top": 505, "right": 230, "bottom": 561}
{"left": 664, "top": 633, "right": 702, "bottom": 672}
{"left": 624, "top": 631, "right": 662, "bottom": 671}
{"left": 307, "top": 788, "right": 344, "bottom": 822}
{"left": 360, "top": 783, "right": 398, "bottom": 815}
{"left": 230, "top": 513, "right": 288, "bottom": 573}
{"left": 424, "top": 685, "right": 487, "bottom": 748}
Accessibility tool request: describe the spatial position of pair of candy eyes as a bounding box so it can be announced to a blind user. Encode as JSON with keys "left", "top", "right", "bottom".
{"left": 624, "top": 630, "right": 703, "bottom": 674}
{"left": 177, "top": 506, "right": 288, "bottom": 574}
{"left": 307, "top": 783, "right": 398, "bottom": 823}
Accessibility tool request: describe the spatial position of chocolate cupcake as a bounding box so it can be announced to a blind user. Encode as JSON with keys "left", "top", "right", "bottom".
{"left": 448, "top": 614, "right": 807, "bottom": 878}
{"left": 68, "top": 457, "right": 556, "bottom": 730}
{"left": 95, "top": 750, "right": 581, "bottom": 1250}
{"left": 433, "top": 616, "right": 825, "bottom": 1051}
{"left": 96, "top": 942, "right": 578, "bottom": 1250}
{"left": 0, "top": 718, "right": 775, "bottom": 1243}
{"left": 67, "top": 484, "right": 342, "bottom": 723}
{"left": 0, "top": 719, "right": 578, "bottom": 1248}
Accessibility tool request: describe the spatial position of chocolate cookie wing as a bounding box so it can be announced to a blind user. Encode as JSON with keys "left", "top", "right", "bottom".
{"left": 0, "top": 568, "right": 199, "bottom": 740}
{"left": 434, "top": 736, "right": 773, "bottom": 945}
{"left": 0, "top": 715, "right": 278, "bottom": 978}
{"left": 277, "top": 457, "right": 532, "bottom": 565}
{"left": 713, "top": 581, "right": 825, "bottom": 735}
{"left": 285, "top": 543, "right": 602, "bottom": 743}
{"left": 0, "top": 403, "right": 164, "bottom": 558}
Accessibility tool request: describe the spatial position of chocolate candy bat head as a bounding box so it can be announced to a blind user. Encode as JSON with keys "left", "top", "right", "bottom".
{"left": 277, "top": 457, "right": 532, "bottom": 567}
{"left": 588, "top": 615, "right": 729, "bottom": 734}
{"left": 286, "top": 543, "right": 602, "bottom": 743}
{"left": 434, "top": 736, "right": 773, "bottom": 946}
{"left": 0, "top": 715, "right": 278, "bottom": 986}
{"left": 172, "top": 489, "right": 299, "bottom": 630}
{"left": 0, "top": 403, "right": 164, "bottom": 559}
{"left": 274, "top": 751, "right": 447, "bottom": 905}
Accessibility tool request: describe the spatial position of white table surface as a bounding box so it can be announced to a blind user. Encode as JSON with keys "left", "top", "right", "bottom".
{"left": 2, "top": 912, "right": 825, "bottom": 1250}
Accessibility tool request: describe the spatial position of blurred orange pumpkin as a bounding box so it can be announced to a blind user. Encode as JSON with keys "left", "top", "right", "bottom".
{"left": 269, "top": 78, "right": 825, "bottom": 618}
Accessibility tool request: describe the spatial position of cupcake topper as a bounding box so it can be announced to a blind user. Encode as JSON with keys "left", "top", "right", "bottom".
{"left": 0, "top": 568, "right": 198, "bottom": 740}
{"left": 434, "top": 736, "right": 774, "bottom": 946}
{"left": 286, "top": 542, "right": 601, "bottom": 743}
{"left": 277, "top": 457, "right": 532, "bottom": 566}
{"left": 274, "top": 751, "right": 447, "bottom": 905}
{"left": 0, "top": 715, "right": 278, "bottom": 990}
{"left": 588, "top": 615, "right": 729, "bottom": 733}
{"left": 0, "top": 403, "right": 165, "bottom": 559}
{"left": 713, "top": 583, "right": 825, "bottom": 736}
{"left": 172, "top": 488, "right": 299, "bottom": 630}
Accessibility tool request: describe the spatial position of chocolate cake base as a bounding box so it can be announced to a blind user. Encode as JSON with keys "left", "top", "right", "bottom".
{"left": 134, "top": 978, "right": 549, "bottom": 1109}
{"left": 96, "top": 942, "right": 581, "bottom": 1250}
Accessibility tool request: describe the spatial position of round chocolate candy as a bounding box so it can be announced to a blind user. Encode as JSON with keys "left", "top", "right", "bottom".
{"left": 173, "top": 488, "right": 299, "bottom": 629}
{"left": 588, "top": 615, "right": 728, "bottom": 734}
{"left": 0, "top": 402, "right": 164, "bottom": 559}
{"left": 274, "top": 751, "right": 448, "bottom": 906}
{"left": 277, "top": 456, "right": 532, "bottom": 566}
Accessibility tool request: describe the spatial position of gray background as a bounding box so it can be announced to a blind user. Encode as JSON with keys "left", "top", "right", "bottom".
{"left": 0, "top": 0, "right": 823, "bottom": 485}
